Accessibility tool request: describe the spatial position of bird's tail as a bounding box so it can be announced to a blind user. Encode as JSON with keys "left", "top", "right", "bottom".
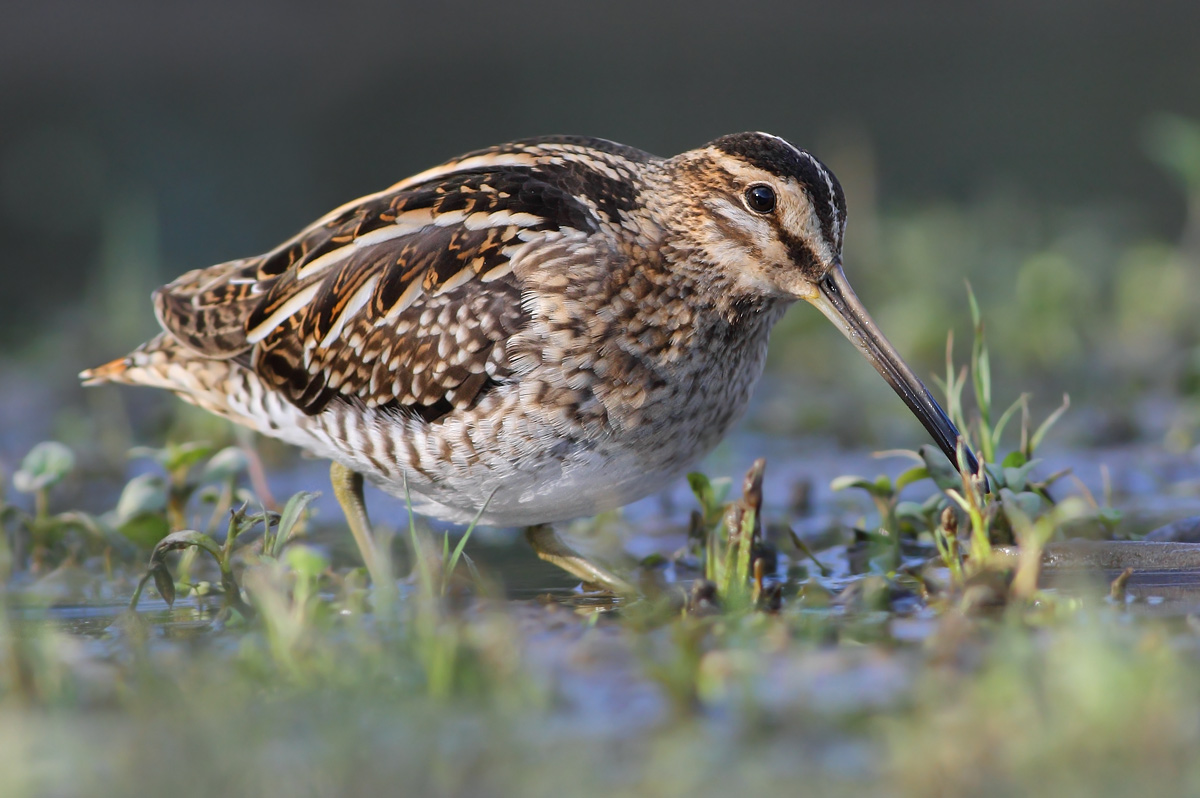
{"left": 80, "top": 333, "right": 248, "bottom": 423}
{"left": 80, "top": 333, "right": 183, "bottom": 387}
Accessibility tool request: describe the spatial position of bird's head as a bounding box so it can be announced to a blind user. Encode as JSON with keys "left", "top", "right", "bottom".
{"left": 664, "top": 131, "right": 981, "bottom": 477}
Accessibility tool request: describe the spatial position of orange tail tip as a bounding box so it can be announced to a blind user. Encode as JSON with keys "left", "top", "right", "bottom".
{"left": 79, "top": 356, "right": 132, "bottom": 386}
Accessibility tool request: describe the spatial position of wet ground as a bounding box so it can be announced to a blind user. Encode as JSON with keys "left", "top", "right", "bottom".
{"left": 6, "top": 368, "right": 1200, "bottom": 796}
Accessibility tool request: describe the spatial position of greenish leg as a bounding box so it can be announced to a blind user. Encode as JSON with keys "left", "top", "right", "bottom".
{"left": 329, "top": 461, "right": 389, "bottom": 590}
{"left": 524, "top": 524, "right": 636, "bottom": 596}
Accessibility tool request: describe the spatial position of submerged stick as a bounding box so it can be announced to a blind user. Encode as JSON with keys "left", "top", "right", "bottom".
{"left": 992, "top": 540, "right": 1200, "bottom": 572}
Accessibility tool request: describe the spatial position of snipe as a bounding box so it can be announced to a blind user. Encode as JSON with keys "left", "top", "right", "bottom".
{"left": 83, "top": 132, "right": 978, "bottom": 592}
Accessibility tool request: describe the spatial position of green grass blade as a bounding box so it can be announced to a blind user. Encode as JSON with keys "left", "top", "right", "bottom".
{"left": 403, "top": 474, "right": 434, "bottom": 598}
{"left": 1029, "top": 394, "right": 1070, "bottom": 456}
{"left": 444, "top": 488, "right": 496, "bottom": 589}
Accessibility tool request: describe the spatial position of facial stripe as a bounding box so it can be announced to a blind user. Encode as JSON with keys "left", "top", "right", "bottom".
{"left": 795, "top": 150, "right": 842, "bottom": 250}
{"left": 758, "top": 133, "right": 841, "bottom": 247}
{"left": 779, "top": 230, "right": 822, "bottom": 277}
{"left": 713, "top": 132, "right": 847, "bottom": 255}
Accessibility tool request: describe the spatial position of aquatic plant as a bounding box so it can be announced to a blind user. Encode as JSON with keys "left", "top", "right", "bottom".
{"left": 831, "top": 288, "right": 1117, "bottom": 604}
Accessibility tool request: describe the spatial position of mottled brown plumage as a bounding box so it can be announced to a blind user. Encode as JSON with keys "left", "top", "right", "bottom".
{"left": 84, "top": 133, "right": 975, "bottom": 530}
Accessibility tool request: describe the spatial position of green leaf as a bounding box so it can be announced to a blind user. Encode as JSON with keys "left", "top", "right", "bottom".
{"left": 967, "top": 281, "right": 983, "bottom": 331}
{"left": 270, "top": 490, "right": 320, "bottom": 557}
{"left": 687, "top": 472, "right": 715, "bottom": 512}
{"left": 921, "top": 492, "right": 947, "bottom": 513}
{"left": 896, "top": 500, "right": 930, "bottom": 523}
{"left": 1003, "top": 459, "right": 1042, "bottom": 493}
{"left": 13, "top": 441, "right": 75, "bottom": 493}
{"left": 199, "top": 446, "right": 248, "bottom": 485}
{"left": 895, "top": 466, "right": 930, "bottom": 492}
{"left": 113, "top": 474, "right": 168, "bottom": 524}
{"left": 446, "top": 491, "right": 494, "bottom": 585}
{"left": 162, "top": 442, "right": 216, "bottom": 474}
{"left": 1000, "top": 488, "right": 1044, "bottom": 521}
{"left": 983, "top": 462, "right": 1007, "bottom": 489}
{"left": 131, "top": 442, "right": 214, "bottom": 473}
{"left": 285, "top": 544, "right": 329, "bottom": 580}
{"left": 991, "top": 394, "right": 1028, "bottom": 453}
{"left": 966, "top": 282, "right": 991, "bottom": 417}
{"left": 1000, "top": 450, "right": 1027, "bottom": 469}
{"left": 152, "top": 529, "right": 224, "bottom": 563}
{"left": 687, "top": 472, "right": 731, "bottom": 525}
{"left": 998, "top": 468, "right": 1027, "bottom": 492}
{"left": 918, "top": 445, "right": 962, "bottom": 491}
{"left": 195, "top": 485, "right": 222, "bottom": 505}
{"left": 151, "top": 562, "right": 177, "bottom": 607}
{"left": 118, "top": 513, "right": 171, "bottom": 548}
{"left": 830, "top": 475, "right": 869, "bottom": 492}
{"left": 1029, "top": 394, "right": 1070, "bottom": 456}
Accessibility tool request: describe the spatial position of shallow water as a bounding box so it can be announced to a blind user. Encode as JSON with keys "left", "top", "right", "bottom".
{"left": 7, "top": 422, "right": 1200, "bottom": 621}
{"left": 7, "top": 369, "right": 1200, "bottom": 752}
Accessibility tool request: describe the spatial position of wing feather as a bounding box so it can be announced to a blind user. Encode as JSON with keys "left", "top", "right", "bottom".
{"left": 151, "top": 140, "right": 644, "bottom": 421}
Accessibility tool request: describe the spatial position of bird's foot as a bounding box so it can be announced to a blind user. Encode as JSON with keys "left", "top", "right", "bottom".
{"left": 524, "top": 524, "right": 636, "bottom": 596}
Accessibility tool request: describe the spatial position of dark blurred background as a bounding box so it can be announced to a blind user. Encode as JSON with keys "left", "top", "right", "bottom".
{"left": 3, "top": 0, "right": 1200, "bottom": 452}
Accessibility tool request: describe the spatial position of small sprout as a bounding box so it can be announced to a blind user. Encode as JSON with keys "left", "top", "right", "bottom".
{"left": 1110, "top": 567, "right": 1135, "bottom": 602}
{"left": 199, "top": 446, "right": 249, "bottom": 485}
{"left": 750, "top": 556, "right": 783, "bottom": 611}
{"left": 830, "top": 473, "right": 888, "bottom": 498}
{"left": 127, "top": 439, "right": 252, "bottom": 537}
{"left": 1026, "top": 394, "right": 1070, "bottom": 461}
{"left": 1001, "top": 449, "right": 1027, "bottom": 469}
{"left": 265, "top": 490, "right": 320, "bottom": 558}
{"left": 114, "top": 474, "right": 168, "bottom": 519}
{"left": 690, "top": 459, "right": 772, "bottom": 611}
{"left": 934, "top": 506, "right": 963, "bottom": 582}
{"left": 687, "top": 472, "right": 731, "bottom": 527}
{"left": 13, "top": 441, "right": 75, "bottom": 495}
{"left": 919, "top": 445, "right": 963, "bottom": 491}
{"left": 152, "top": 528, "right": 226, "bottom": 564}
{"left": 1001, "top": 459, "right": 1042, "bottom": 493}
{"left": 129, "top": 503, "right": 270, "bottom": 617}
{"left": 285, "top": 544, "right": 330, "bottom": 582}
{"left": 828, "top": 288, "right": 1080, "bottom": 597}
{"left": 795, "top": 579, "right": 833, "bottom": 608}
{"left": 151, "top": 561, "right": 176, "bottom": 607}
{"left": 786, "top": 527, "right": 831, "bottom": 577}
{"left": 130, "top": 441, "right": 214, "bottom": 476}
{"left": 1096, "top": 506, "right": 1123, "bottom": 533}
{"left": 129, "top": 529, "right": 222, "bottom": 611}
{"left": 1004, "top": 489, "right": 1044, "bottom": 519}
{"left": 110, "top": 473, "right": 170, "bottom": 547}
{"left": 742, "top": 458, "right": 765, "bottom": 517}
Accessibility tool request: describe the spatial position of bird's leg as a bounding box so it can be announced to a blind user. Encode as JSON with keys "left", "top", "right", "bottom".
{"left": 329, "top": 461, "right": 390, "bottom": 591}
{"left": 524, "top": 524, "right": 636, "bottom": 595}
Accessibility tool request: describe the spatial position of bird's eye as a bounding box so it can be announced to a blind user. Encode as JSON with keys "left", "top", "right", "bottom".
{"left": 744, "top": 184, "right": 776, "bottom": 214}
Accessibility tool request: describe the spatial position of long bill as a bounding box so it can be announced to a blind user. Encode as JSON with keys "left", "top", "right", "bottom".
{"left": 806, "top": 262, "right": 981, "bottom": 478}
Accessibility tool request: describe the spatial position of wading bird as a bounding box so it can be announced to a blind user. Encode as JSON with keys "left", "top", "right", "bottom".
{"left": 83, "top": 133, "right": 978, "bottom": 592}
